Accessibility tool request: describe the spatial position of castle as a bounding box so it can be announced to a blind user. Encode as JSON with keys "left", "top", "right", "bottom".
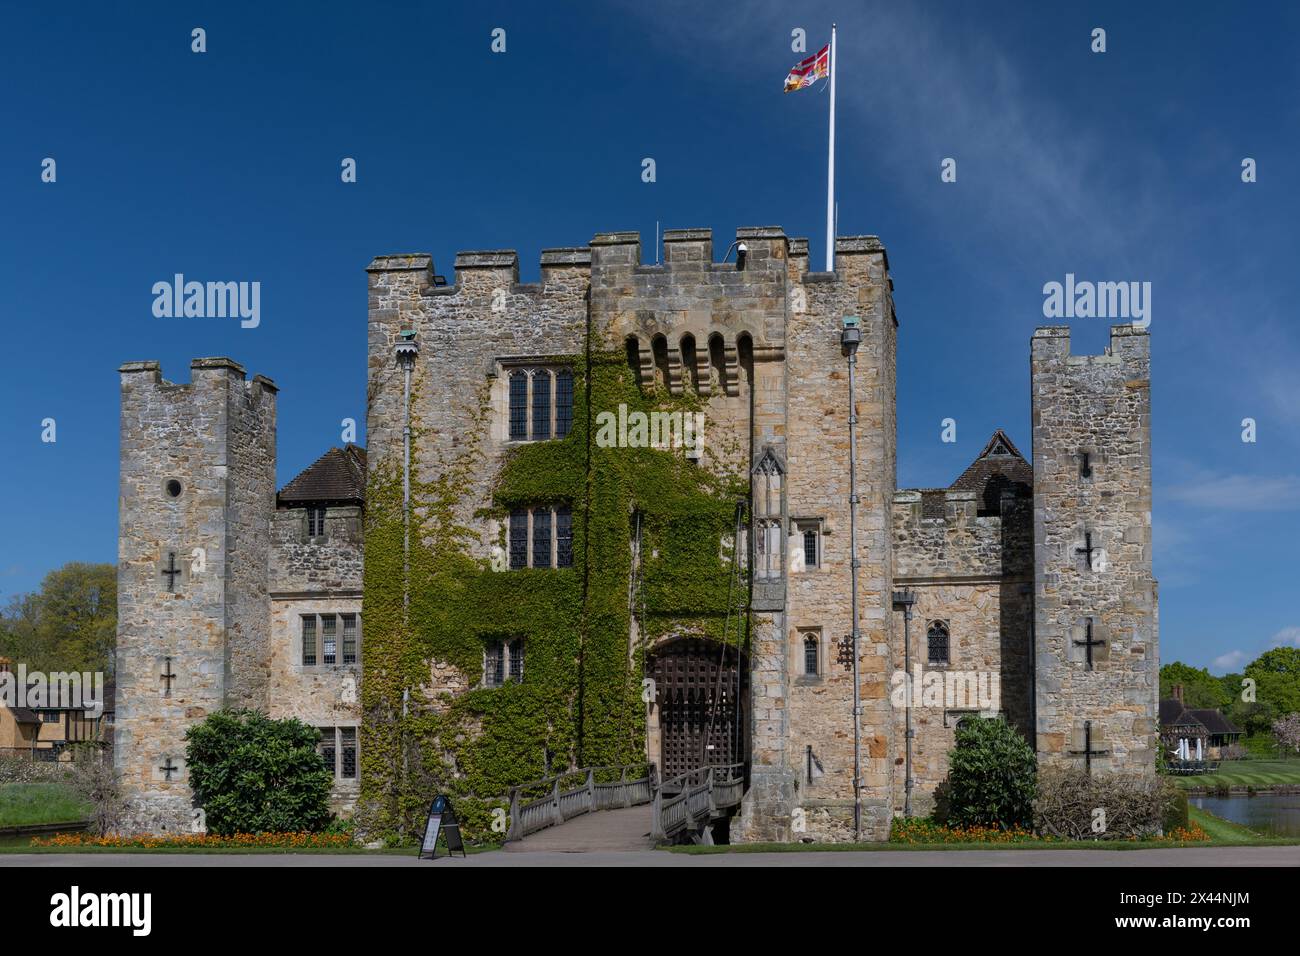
{"left": 114, "top": 226, "right": 1158, "bottom": 842}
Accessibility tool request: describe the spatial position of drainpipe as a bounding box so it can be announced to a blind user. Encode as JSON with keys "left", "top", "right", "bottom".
{"left": 394, "top": 331, "right": 419, "bottom": 793}
{"left": 840, "top": 317, "right": 863, "bottom": 841}
{"left": 893, "top": 589, "right": 917, "bottom": 817}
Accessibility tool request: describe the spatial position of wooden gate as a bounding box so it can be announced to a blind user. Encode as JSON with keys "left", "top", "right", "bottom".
{"left": 649, "top": 638, "right": 746, "bottom": 780}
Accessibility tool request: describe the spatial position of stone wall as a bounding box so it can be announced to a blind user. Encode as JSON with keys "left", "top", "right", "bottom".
{"left": 890, "top": 489, "right": 1033, "bottom": 812}
{"left": 365, "top": 250, "right": 590, "bottom": 569}
{"left": 269, "top": 505, "right": 364, "bottom": 811}
{"left": 763, "top": 236, "right": 897, "bottom": 843}
{"left": 1032, "top": 325, "right": 1157, "bottom": 776}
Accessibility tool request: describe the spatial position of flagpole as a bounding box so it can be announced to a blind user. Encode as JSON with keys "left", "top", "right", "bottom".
{"left": 826, "top": 23, "right": 837, "bottom": 272}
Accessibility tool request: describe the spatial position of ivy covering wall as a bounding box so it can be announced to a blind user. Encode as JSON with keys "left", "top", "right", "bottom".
{"left": 357, "top": 343, "right": 749, "bottom": 843}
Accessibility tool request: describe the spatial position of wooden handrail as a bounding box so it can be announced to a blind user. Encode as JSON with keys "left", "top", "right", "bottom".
{"left": 504, "top": 763, "right": 655, "bottom": 842}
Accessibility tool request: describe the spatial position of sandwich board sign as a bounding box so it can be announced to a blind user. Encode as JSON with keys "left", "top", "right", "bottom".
{"left": 419, "top": 794, "right": 466, "bottom": 860}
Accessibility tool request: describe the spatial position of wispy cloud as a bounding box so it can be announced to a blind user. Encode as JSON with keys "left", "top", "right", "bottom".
{"left": 1270, "top": 626, "right": 1300, "bottom": 648}
{"left": 1165, "top": 472, "right": 1300, "bottom": 511}
{"left": 1211, "top": 649, "right": 1249, "bottom": 673}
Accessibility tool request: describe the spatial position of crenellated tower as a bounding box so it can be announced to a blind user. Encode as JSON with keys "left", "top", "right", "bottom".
{"left": 114, "top": 358, "right": 277, "bottom": 833}
{"left": 1031, "top": 325, "right": 1158, "bottom": 776}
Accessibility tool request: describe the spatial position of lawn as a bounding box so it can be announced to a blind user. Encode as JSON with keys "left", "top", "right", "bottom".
{"left": 1174, "top": 759, "right": 1300, "bottom": 790}
{"left": 0, "top": 782, "right": 90, "bottom": 828}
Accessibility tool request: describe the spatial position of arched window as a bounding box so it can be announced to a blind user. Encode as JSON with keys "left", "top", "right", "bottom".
{"left": 927, "top": 621, "right": 950, "bottom": 664}
{"left": 508, "top": 371, "right": 528, "bottom": 440}
{"left": 652, "top": 334, "right": 670, "bottom": 391}
{"left": 680, "top": 334, "right": 699, "bottom": 392}
{"left": 752, "top": 449, "right": 784, "bottom": 580}
{"left": 803, "top": 634, "right": 819, "bottom": 676}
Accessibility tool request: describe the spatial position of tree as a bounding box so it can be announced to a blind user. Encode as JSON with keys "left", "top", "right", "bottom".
{"left": 944, "top": 717, "right": 1037, "bottom": 829}
{"left": 1273, "top": 713, "right": 1300, "bottom": 756}
{"left": 1245, "top": 647, "right": 1300, "bottom": 716}
{"left": 1159, "top": 661, "right": 1229, "bottom": 709}
{"left": 0, "top": 562, "right": 116, "bottom": 674}
{"left": 185, "top": 710, "right": 334, "bottom": 835}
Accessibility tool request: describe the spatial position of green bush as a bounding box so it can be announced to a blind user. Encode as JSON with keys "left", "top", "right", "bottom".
{"left": 943, "top": 717, "right": 1037, "bottom": 829}
{"left": 185, "top": 709, "right": 334, "bottom": 836}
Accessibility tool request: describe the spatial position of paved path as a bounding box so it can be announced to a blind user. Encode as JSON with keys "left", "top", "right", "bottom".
{"left": 503, "top": 806, "right": 654, "bottom": 853}
{"left": 4, "top": 845, "right": 1298, "bottom": 866}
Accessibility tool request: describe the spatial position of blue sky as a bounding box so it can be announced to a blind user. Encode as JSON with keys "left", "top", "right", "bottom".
{"left": 1, "top": 2, "right": 1296, "bottom": 673}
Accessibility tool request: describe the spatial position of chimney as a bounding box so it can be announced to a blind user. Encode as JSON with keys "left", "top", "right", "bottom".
{"left": 1173, "top": 683, "right": 1184, "bottom": 705}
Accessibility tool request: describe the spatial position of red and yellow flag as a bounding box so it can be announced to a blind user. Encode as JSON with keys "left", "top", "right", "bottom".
{"left": 783, "top": 44, "right": 829, "bottom": 93}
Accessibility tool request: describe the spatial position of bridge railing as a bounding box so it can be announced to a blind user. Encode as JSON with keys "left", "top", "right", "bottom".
{"left": 505, "top": 763, "right": 655, "bottom": 842}
{"left": 651, "top": 762, "right": 745, "bottom": 841}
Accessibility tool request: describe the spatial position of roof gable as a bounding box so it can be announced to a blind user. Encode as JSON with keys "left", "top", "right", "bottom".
{"left": 949, "top": 429, "right": 1032, "bottom": 513}
{"left": 277, "top": 444, "right": 367, "bottom": 506}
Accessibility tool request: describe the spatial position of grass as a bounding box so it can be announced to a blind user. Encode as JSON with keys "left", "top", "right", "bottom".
{"left": 0, "top": 843, "right": 499, "bottom": 855}
{"left": 665, "top": 806, "right": 1295, "bottom": 853}
{"left": 1174, "top": 759, "right": 1300, "bottom": 790}
{"left": 0, "top": 783, "right": 90, "bottom": 828}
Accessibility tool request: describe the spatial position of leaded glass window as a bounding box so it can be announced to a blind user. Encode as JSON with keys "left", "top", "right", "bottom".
{"left": 508, "top": 371, "right": 528, "bottom": 440}
{"left": 555, "top": 369, "right": 574, "bottom": 437}
{"left": 484, "top": 640, "right": 505, "bottom": 688}
{"left": 556, "top": 505, "right": 573, "bottom": 567}
{"left": 532, "top": 509, "right": 551, "bottom": 568}
{"left": 341, "top": 613, "right": 358, "bottom": 664}
{"left": 340, "top": 727, "right": 357, "bottom": 779}
{"left": 508, "top": 639, "right": 525, "bottom": 682}
{"left": 509, "top": 509, "right": 528, "bottom": 569}
{"left": 321, "top": 614, "right": 337, "bottom": 665}
{"left": 927, "top": 621, "right": 950, "bottom": 664}
{"left": 302, "top": 616, "right": 317, "bottom": 666}
{"left": 532, "top": 370, "right": 552, "bottom": 440}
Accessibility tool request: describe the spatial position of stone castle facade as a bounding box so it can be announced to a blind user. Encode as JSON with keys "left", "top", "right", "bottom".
{"left": 115, "top": 226, "right": 1158, "bottom": 841}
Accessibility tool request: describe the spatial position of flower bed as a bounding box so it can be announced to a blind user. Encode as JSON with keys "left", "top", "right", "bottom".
{"left": 890, "top": 817, "right": 1048, "bottom": 844}
{"left": 32, "top": 831, "right": 355, "bottom": 849}
{"left": 888, "top": 816, "right": 1210, "bottom": 845}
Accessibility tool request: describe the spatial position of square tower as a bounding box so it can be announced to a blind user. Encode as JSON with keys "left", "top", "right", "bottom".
{"left": 1031, "top": 326, "right": 1158, "bottom": 776}
{"left": 114, "top": 358, "right": 277, "bottom": 833}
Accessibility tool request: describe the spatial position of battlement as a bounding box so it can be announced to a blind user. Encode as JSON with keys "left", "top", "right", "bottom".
{"left": 893, "top": 489, "right": 1033, "bottom": 580}
{"left": 1031, "top": 324, "right": 1150, "bottom": 368}
{"left": 119, "top": 357, "right": 277, "bottom": 398}
{"left": 366, "top": 228, "right": 890, "bottom": 296}
{"left": 893, "top": 488, "right": 1028, "bottom": 527}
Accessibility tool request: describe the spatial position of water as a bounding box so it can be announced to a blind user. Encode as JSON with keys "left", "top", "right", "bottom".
{"left": 1190, "top": 792, "right": 1300, "bottom": 837}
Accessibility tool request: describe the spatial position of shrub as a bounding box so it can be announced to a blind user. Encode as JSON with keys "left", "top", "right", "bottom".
{"left": 943, "top": 717, "right": 1037, "bottom": 829}
{"left": 1034, "top": 767, "right": 1180, "bottom": 840}
{"left": 1162, "top": 788, "right": 1189, "bottom": 833}
{"left": 185, "top": 709, "right": 333, "bottom": 836}
{"left": 67, "top": 750, "right": 122, "bottom": 836}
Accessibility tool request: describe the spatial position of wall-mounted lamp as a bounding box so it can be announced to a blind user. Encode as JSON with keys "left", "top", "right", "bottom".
{"left": 841, "top": 315, "right": 861, "bottom": 355}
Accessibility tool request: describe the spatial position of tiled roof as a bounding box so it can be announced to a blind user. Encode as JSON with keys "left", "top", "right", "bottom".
{"left": 949, "top": 429, "right": 1033, "bottom": 513}
{"left": 1160, "top": 698, "right": 1203, "bottom": 728}
{"left": 277, "top": 445, "right": 367, "bottom": 506}
{"left": 1188, "top": 708, "right": 1243, "bottom": 736}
